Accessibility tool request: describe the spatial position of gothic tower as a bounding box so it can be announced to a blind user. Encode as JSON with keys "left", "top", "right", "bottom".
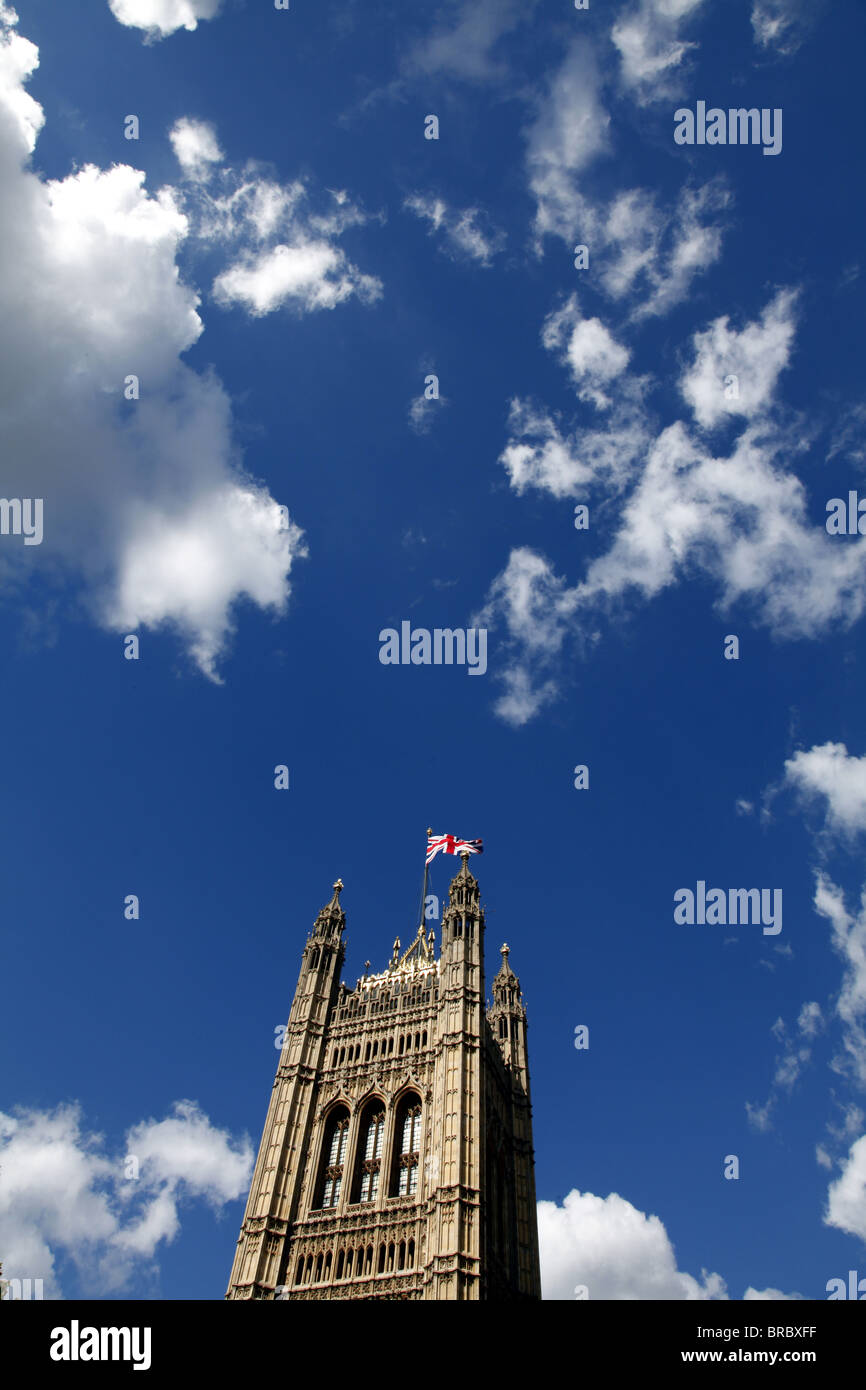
{"left": 226, "top": 857, "right": 541, "bottom": 1300}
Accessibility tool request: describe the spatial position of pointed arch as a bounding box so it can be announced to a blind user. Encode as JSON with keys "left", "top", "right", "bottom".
{"left": 352, "top": 1096, "right": 386, "bottom": 1203}
{"left": 313, "top": 1103, "right": 350, "bottom": 1209}
{"left": 390, "top": 1089, "right": 423, "bottom": 1196}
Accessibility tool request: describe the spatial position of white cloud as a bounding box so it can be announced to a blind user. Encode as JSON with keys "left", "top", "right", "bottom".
{"left": 475, "top": 547, "right": 578, "bottom": 726}
{"left": 108, "top": 485, "right": 306, "bottom": 681}
{"left": 108, "top": 0, "right": 221, "bottom": 41}
{"left": 782, "top": 743, "right": 866, "bottom": 838}
{"left": 404, "top": 0, "right": 532, "bottom": 83}
{"left": 602, "top": 181, "right": 730, "bottom": 319}
{"left": 487, "top": 403, "right": 866, "bottom": 719}
{"left": 499, "top": 403, "right": 598, "bottom": 500}
{"left": 743, "top": 1285, "right": 802, "bottom": 1299}
{"left": 525, "top": 41, "right": 610, "bottom": 247}
{"left": 0, "top": 11, "right": 389, "bottom": 676}
{"left": 579, "top": 419, "right": 866, "bottom": 636}
{"left": 798, "top": 1001, "right": 824, "bottom": 1039}
{"left": 170, "top": 139, "right": 382, "bottom": 316}
{"left": 542, "top": 296, "right": 630, "bottom": 407}
{"left": 192, "top": 176, "right": 307, "bottom": 245}
{"left": 680, "top": 290, "right": 798, "bottom": 429}
{"left": 523, "top": 44, "right": 727, "bottom": 314}
{"left": 751, "top": 0, "right": 810, "bottom": 55}
{"left": 408, "top": 392, "right": 447, "bottom": 435}
{"left": 212, "top": 240, "right": 381, "bottom": 317}
{"left": 0, "top": 1100, "right": 252, "bottom": 1297}
{"left": 538, "top": 1189, "right": 726, "bottom": 1300}
{"left": 825, "top": 1133, "right": 866, "bottom": 1242}
{"left": 812, "top": 875, "right": 866, "bottom": 1086}
{"left": 483, "top": 289, "right": 866, "bottom": 723}
{"left": 499, "top": 387, "right": 651, "bottom": 501}
{"left": 169, "top": 117, "right": 223, "bottom": 182}
{"left": 612, "top": 0, "right": 705, "bottom": 104}
{"left": 827, "top": 402, "right": 866, "bottom": 466}
{"left": 746, "top": 1006, "right": 821, "bottom": 1130}
{"left": 0, "top": 5, "right": 308, "bottom": 678}
{"left": 404, "top": 194, "right": 504, "bottom": 266}
{"left": 0, "top": 5, "right": 42, "bottom": 153}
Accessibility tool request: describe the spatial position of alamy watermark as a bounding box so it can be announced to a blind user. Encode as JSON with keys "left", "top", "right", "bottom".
{"left": 826, "top": 1270, "right": 866, "bottom": 1299}
{"left": 0, "top": 498, "right": 42, "bottom": 544}
{"left": 674, "top": 103, "right": 782, "bottom": 156}
{"left": 674, "top": 881, "right": 782, "bottom": 935}
{"left": 826, "top": 492, "right": 866, "bottom": 534}
{"left": 49, "top": 1322, "right": 152, "bottom": 1371}
{"left": 379, "top": 622, "right": 487, "bottom": 675}
{"left": 1, "top": 1277, "right": 44, "bottom": 1300}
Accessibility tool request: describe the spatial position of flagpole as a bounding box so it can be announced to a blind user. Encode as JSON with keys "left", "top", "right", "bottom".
{"left": 418, "top": 826, "right": 433, "bottom": 931}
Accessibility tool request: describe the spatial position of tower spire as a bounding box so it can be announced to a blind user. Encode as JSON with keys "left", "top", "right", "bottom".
{"left": 311, "top": 877, "right": 345, "bottom": 941}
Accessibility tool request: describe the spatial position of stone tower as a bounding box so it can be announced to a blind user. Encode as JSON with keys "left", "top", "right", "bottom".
{"left": 225, "top": 856, "right": 541, "bottom": 1300}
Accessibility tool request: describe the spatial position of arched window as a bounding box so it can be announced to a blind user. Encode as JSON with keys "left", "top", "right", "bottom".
{"left": 499, "top": 1017, "right": 507, "bottom": 1038}
{"left": 315, "top": 1107, "right": 350, "bottom": 1209}
{"left": 353, "top": 1102, "right": 385, "bottom": 1203}
{"left": 391, "top": 1093, "right": 422, "bottom": 1196}
{"left": 336, "top": 1249, "right": 345, "bottom": 1280}
{"left": 408, "top": 1238, "right": 415, "bottom": 1267}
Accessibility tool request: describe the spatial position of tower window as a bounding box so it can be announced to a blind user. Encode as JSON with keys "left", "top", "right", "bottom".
{"left": 315, "top": 1108, "right": 350, "bottom": 1209}
{"left": 354, "top": 1103, "right": 385, "bottom": 1203}
{"left": 391, "top": 1094, "right": 422, "bottom": 1197}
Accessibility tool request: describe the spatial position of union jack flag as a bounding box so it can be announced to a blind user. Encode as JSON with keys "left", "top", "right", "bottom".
{"left": 426, "top": 832, "right": 483, "bottom": 865}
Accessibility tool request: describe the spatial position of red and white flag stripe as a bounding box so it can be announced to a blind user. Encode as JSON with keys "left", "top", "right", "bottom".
{"left": 426, "top": 833, "right": 483, "bottom": 865}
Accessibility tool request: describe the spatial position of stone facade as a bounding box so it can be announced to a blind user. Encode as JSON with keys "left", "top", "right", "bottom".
{"left": 225, "top": 855, "right": 541, "bottom": 1300}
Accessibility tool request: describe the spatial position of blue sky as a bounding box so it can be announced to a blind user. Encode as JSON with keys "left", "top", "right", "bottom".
{"left": 2, "top": 0, "right": 866, "bottom": 1302}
